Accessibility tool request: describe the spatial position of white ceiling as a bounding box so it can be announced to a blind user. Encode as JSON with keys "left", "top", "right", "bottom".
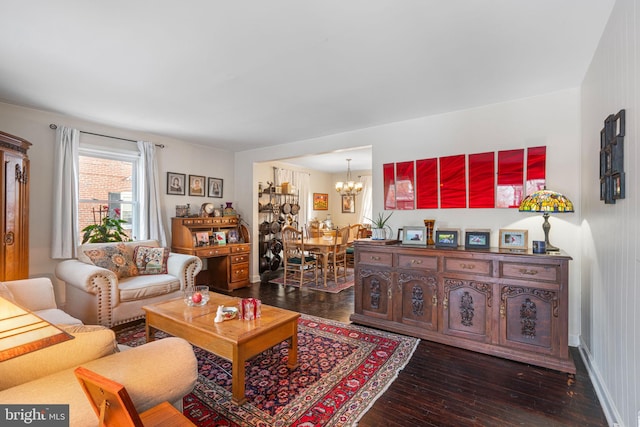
{"left": 0, "top": 1, "right": 614, "bottom": 172}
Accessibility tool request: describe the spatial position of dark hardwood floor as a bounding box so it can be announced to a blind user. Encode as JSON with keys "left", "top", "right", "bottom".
{"left": 221, "top": 271, "right": 608, "bottom": 427}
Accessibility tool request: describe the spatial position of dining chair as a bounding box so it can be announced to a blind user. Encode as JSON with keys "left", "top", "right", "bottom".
{"left": 328, "top": 226, "right": 350, "bottom": 283}
{"left": 282, "top": 225, "right": 318, "bottom": 288}
{"left": 346, "top": 223, "right": 365, "bottom": 268}
{"left": 303, "top": 223, "right": 324, "bottom": 262}
{"left": 74, "top": 366, "right": 195, "bottom": 426}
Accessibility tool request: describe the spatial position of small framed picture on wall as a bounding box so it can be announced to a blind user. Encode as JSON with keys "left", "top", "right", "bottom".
{"left": 313, "top": 193, "right": 328, "bottom": 210}
{"left": 208, "top": 177, "right": 223, "bottom": 198}
{"left": 189, "top": 175, "right": 206, "bottom": 197}
{"left": 167, "top": 172, "right": 185, "bottom": 195}
{"left": 342, "top": 195, "right": 355, "bottom": 213}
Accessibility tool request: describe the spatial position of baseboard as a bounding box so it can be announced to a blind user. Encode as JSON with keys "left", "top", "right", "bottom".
{"left": 569, "top": 333, "right": 580, "bottom": 347}
{"left": 578, "top": 337, "right": 622, "bottom": 426}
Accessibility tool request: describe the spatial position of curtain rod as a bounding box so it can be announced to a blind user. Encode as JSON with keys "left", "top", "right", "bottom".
{"left": 49, "top": 124, "right": 165, "bottom": 148}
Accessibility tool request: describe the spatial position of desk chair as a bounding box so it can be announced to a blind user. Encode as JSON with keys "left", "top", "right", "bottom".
{"left": 74, "top": 366, "right": 195, "bottom": 427}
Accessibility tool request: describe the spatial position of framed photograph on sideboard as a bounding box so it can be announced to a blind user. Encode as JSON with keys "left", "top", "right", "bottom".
{"left": 499, "top": 229, "right": 528, "bottom": 250}
{"left": 402, "top": 226, "right": 427, "bottom": 246}
{"left": 435, "top": 229, "right": 459, "bottom": 248}
{"left": 465, "top": 230, "right": 490, "bottom": 249}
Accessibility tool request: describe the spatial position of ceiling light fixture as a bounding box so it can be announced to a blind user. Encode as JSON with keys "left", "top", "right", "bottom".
{"left": 335, "top": 159, "right": 363, "bottom": 196}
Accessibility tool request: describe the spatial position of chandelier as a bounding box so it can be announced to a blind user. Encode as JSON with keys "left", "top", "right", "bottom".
{"left": 335, "top": 158, "right": 363, "bottom": 196}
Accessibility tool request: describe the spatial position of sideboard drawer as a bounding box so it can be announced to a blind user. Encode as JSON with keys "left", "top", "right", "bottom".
{"left": 230, "top": 253, "right": 249, "bottom": 264}
{"left": 500, "top": 262, "right": 559, "bottom": 283}
{"left": 196, "top": 246, "right": 230, "bottom": 257}
{"left": 357, "top": 250, "right": 393, "bottom": 267}
{"left": 444, "top": 257, "right": 492, "bottom": 276}
{"left": 231, "top": 263, "right": 249, "bottom": 281}
{"left": 231, "top": 244, "right": 250, "bottom": 253}
{"left": 397, "top": 254, "right": 437, "bottom": 270}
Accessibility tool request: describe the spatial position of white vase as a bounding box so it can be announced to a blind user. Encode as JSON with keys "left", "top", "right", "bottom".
{"left": 371, "top": 227, "right": 387, "bottom": 240}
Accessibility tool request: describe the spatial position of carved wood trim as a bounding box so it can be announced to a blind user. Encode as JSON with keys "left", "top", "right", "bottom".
{"left": 500, "top": 286, "right": 559, "bottom": 317}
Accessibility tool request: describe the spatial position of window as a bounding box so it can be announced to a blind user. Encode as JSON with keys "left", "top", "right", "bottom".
{"left": 78, "top": 148, "right": 139, "bottom": 242}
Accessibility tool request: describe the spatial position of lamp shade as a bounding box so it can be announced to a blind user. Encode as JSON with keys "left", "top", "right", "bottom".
{"left": 518, "top": 189, "right": 574, "bottom": 252}
{"left": 0, "top": 296, "right": 73, "bottom": 361}
{"left": 518, "top": 189, "right": 574, "bottom": 213}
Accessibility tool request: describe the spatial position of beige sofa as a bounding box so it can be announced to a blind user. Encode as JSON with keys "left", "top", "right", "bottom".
{"left": 0, "top": 278, "right": 198, "bottom": 426}
{"left": 55, "top": 240, "right": 202, "bottom": 327}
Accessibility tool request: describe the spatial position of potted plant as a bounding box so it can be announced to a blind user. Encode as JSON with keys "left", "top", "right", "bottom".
{"left": 81, "top": 208, "right": 130, "bottom": 243}
{"left": 366, "top": 211, "right": 393, "bottom": 240}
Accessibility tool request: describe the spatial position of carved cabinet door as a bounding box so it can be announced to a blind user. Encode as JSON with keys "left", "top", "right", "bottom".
{"left": 1, "top": 147, "right": 29, "bottom": 281}
{"left": 358, "top": 267, "right": 394, "bottom": 320}
{"left": 441, "top": 278, "right": 493, "bottom": 343}
{"left": 395, "top": 269, "right": 438, "bottom": 331}
{"left": 499, "top": 285, "right": 558, "bottom": 356}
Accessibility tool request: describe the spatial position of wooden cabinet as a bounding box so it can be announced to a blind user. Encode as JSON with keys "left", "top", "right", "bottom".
{"left": 171, "top": 217, "right": 250, "bottom": 291}
{"left": 0, "top": 131, "right": 30, "bottom": 281}
{"left": 351, "top": 241, "right": 575, "bottom": 373}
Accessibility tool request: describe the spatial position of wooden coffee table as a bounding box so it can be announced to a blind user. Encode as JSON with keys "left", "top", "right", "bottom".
{"left": 142, "top": 294, "right": 300, "bottom": 405}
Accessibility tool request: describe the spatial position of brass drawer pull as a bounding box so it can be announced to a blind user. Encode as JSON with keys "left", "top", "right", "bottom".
{"left": 460, "top": 263, "right": 475, "bottom": 270}
{"left": 411, "top": 259, "right": 422, "bottom": 265}
{"left": 370, "top": 255, "right": 381, "bottom": 261}
{"left": 443, "top": 296, "right": 448, "bottom": 310}
{"left": 519, "top": 269, "right": 538, "bottom": 276}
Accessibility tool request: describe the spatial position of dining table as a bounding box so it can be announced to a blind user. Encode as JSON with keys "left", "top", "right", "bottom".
{"left": 292, "top": 235, "right": 350, "bottom": 288}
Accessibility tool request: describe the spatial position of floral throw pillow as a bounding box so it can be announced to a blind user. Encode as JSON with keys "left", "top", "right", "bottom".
{"left": 133, "top": 246, "right": 169, "bottom": 275}
{"left": 84, "top": 243, "right": 138, "bottom": 279}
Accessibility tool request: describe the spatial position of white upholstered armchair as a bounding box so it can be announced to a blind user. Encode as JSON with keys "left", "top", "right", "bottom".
{"left": 55, "top": 240, "right": 202, "bottom": 327}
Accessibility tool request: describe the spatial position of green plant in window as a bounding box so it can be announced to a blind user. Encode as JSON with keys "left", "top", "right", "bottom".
{"left": 81, "top": 207, "right": 130, "bottom": 243}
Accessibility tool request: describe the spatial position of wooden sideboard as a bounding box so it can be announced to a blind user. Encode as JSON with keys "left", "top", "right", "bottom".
{"left": 171, "top": 216, "right": 250, "bottom": 291}
{"left": 351, "top": 240, "right": 575, "bottom": 373}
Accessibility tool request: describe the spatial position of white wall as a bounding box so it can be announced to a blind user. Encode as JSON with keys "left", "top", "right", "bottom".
{"left": 236, "top": 89, "right": 583, "bottom": 345}
{"left": 0, "top": 101, "right": 233, "bottom": 305}
{"left": 580, "top": 0, "right": 639, "bottom": 425}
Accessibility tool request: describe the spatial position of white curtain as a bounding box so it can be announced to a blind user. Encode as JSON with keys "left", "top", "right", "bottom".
{"left": 51, "top": 127, "right": 80, "bottom": 259}
{"left": 275, "top": 167, "right": 311, "bottom": 229}
{"left": 137, "top": 141, "right": 167, "bottom": 246}
{"left": 358, "top": 175, "right": 373, "bottom": 225}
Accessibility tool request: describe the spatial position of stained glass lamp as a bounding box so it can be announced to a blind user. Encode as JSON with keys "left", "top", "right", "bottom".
{"left": 518, "top": 189, "right": 574, "bottom": 252}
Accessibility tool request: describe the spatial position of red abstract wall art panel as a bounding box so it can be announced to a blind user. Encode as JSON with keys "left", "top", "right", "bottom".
{"left": 416, "top": 158, "right": 438, "bottom": 209}
{"left": 383, "top": 163, "right": 396, "bottom": 210}
{"left": 468, "top": 152, "right": 495, "bottom": 208}
{"left": 439, "top": 154, "right": 466, "bottom": 208}
{"left": 526, "top": 146, "right": 546, "bottom": 195}
{"left": 497, "top": 149, "right": 524, "bottom": 208}
{"left": 395, "top": 161, "right": 415, "bottom": 210}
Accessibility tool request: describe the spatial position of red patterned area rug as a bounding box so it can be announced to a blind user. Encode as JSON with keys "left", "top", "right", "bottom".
{"left": 116, "top": 315, "right": 418, "bottom": 427}
{"left": 269, "top": 269, "right": 355, "bottom": 293}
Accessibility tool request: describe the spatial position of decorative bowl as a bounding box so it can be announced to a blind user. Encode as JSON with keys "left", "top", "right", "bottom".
{"left": 221, "top": 306, "right": 238, "bottom": 320}
{"left": 184, "top": 286, "right": 210, "bottom": 306}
